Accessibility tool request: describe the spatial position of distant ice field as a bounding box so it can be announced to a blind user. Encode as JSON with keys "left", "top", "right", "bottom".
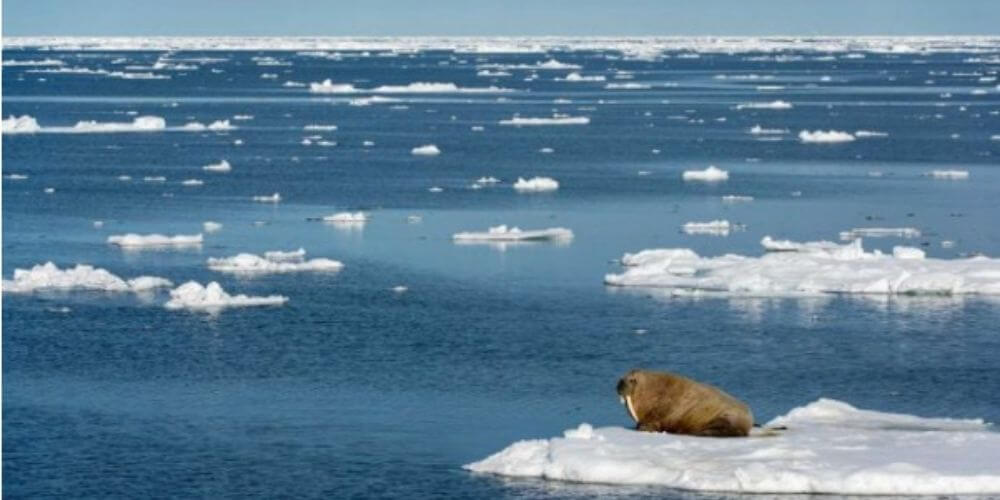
{"left": 3, "top": 40, "right": 1000, "bottom": 499}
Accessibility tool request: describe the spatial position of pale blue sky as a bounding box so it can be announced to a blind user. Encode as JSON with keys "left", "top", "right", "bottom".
{"left": 4, "top": 0, "right": 999, "bottom": 37}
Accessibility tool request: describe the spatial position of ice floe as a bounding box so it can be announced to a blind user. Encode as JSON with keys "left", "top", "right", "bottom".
{"left": 559, "top": 72, "right": 606, "bottom": 82}
{"left": 108, "top": 233, "right": 203, "bottom": 248}
{"left": 252, "top": 193, "right": 282, "bottom": 203}
{"left": 207, "top": 249, "right": 343, "bottom": 274}
{"left": 839, "top": 227, "right": 921, "bottom": 240}
{"left": 202, "top": 160, "right": 232, "bottom": 172}
{"left": 453, "top": 225, "right": 573, "bottom": 242}
{"left": 2, "top": 115, "right": 42, "bottom": 134}
{"left": 4, "top": 173, "right": 29, "bottom": 180}
{"left": 309, "top": 80, "right": 510, "bottom": 93}
{"left": 2, "top": 262, "right": 172, "bottom": 294}
{"left": 748, "top": 124, "right": 788, "bottom": 135}
{"left": 165, "top": 281, "right": 288, "bottom": 311}
{"left": 323, "top": 212, "right": 369, "bottom": 223}
{"left": 181, "top": 179, "right": 204, "bottom": 186}
{"left": 411, "top": 144, "right": 441, "bottom": 156}
{"left": 304, "top": 124, "right": 338, "bottom": 131}
{"left": 512, "top": 177, "right": 559, "bottom": 192}
{"left": 466, "top": 398, "right": 1000, "bottom": 495}
{"left": 499, "top": 116, "right": 590, "bottom": 126}
{"left": 682, "top": 220, "right": 734, "bottom": 236}
{"left": 722, "top": 195, "right": 754, "bottom": 203}
{"left": 3, "top": 58, "right": 64, "bottom": 66}
{"left": 799, "top": 130, "right": 856, "bottom": 143}
{"left": 203, "top": 221, "right": 223, "bottom": 233}
{"left": 855, "top": 130, "right": 889, "bottom": 138}
{"left": 682, "top": 166, "right": 729, "bottom": 182}
{"left": 736, "top": 100, "right": 793, "bottom": 110}
{"left": 929, "top": 169, "right": 970, "bottom": 179}
{"left": 761, "top": 235, "right": 847, "bottom": 253}
{"left": 3, "top": 115, "right": 168, "bottom": 134}
{"left": 605, "top": 238, "right": 1000, "bottom": 296}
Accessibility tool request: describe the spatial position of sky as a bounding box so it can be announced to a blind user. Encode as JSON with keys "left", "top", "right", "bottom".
{"left": 3, "top": 0, "right": 999, "bottom": 37}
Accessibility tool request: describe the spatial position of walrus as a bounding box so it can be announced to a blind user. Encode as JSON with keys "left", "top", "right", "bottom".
{"left": 616, "top": 369, "right": 754, "bottom": 437}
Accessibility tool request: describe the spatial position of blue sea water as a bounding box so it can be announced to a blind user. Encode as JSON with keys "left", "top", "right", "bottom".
{"left": 3, "top": 46, "right": 1000, "bottom": 498}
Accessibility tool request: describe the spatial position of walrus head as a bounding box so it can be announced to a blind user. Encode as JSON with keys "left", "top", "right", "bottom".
{"left": 616, "top": 370, "right": 643, "bottom": 422}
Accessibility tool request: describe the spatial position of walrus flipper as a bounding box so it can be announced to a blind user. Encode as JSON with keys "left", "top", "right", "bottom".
{"left": 694, "top": 415, "right": 750, "bottom": 437}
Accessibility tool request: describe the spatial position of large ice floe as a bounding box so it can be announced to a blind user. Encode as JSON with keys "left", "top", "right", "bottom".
{"left": 682, "top": 166, "right": 729, "bottom": 182}
{"left": 499, "top": 116, "right": 590, "bottom": 126}
{"left": 799, "top": 130, "right": 856, "bottom": 143}
{"left": 465, "top": 398, "right": 1000, "bottom": 495}
{"left": 453, "top": 225, "right": 573, "bottom": 242}
{"left": 605, "top": 237, "right": 1000, "bottom": 296}
{"left": 513, "top": 177, "right": 559, "bottom": 192}
{"left": 735, "top": 100, "right": 793, "bottom": 110}
{"left": 2, "top": 114, "right": 243, "bottom": 134}
{"left": 2, "top": 262, "right": 172, "bottom": 294}
{"left": 202, "top": 159, "right": 232, "bottom": 172}
{"left": 411, "top": 144, "right": 441, "bottom": 156}
{"left": 308, "top": 80, "right": 510, "bottom": 93}
{"left": 2, "top": 115, "right": 42, "bottom": 134}
{"left": 682, "top": 220, "right": 734, "bottom": 236}
{"left": 107, "top": 233, "right": 203, "bottom": 248}
{"left": 165, "top": 281, "right": 288, "bottom": 311}
{"left": 207, "top": 248, "right": 343, "bottom": 274}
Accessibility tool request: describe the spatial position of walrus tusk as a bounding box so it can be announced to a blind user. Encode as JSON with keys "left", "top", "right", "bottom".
{"left": 625, "top": 395, "right": 639, "bottom": 422}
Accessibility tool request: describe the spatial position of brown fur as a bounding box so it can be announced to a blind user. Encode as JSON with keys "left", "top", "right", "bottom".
{"left": 616, "top": 369, "right": 753, "bottom": 437}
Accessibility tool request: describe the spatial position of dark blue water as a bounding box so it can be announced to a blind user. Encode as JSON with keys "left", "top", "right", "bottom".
{"left": 3, "top": 47, "right": 1000, "bottom": 498}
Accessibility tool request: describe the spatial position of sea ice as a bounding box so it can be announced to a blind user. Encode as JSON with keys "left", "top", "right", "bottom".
{"left": 252, "top": 193, "right": 282, "bottom": 203}
{"left": 2, "top": 115, "right": 42, "bottom": 134}
{"left": 207, "top": 249, "right": 343, "bottom": 274}
{"left": 164, "top": 281, "right": 288, "bottom": 310}
{"left": 107, "top": 233, "right": 203, "bottom": 248}
{"left": 203, "top": 160, "right": 232, "bottom": 172}
{"left": 411, "top": 144, "right": 441, "bottom": 155}
{"left": 512, "top": 177, "right": 559, "bottom": 192}
{"left": 499, "top": 116, "right": 590, "bottom": 126}
{"left": 465, "top": 398, "right": 1000, "bottom": 495}
{"left": 203, "top": 221, "right": 222, "bottom": 232}
{"left": 682, "top": 220, "right": 733, "bottom": 236}
{"left": 2, "top": 262, "right": 172, "bottom": 294}
{"left": 799, "top": 130, "right": 856, "bottom": 143}
{"left": 605, "top": 238, "right": 1000, "bottom": 296}
{"left": 736, "top": 100, "right": 793, "bottom": 110}
{"left": 839, "top": 227, "right": 921, "bottom": 240}
{"left": 323, "top": 212, "right": 369, "bottom": 223}
{"left": 453, "top": 225, "right": 573, "bottom": 242}
{"left": 682, "top": 166, "right": 729, "bottom": 182}
{"left": 929, "top": 169, "right": 970, "bottom": 179}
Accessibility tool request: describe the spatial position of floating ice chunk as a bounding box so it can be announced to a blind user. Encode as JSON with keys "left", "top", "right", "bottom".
{"left": 428, "top": 186, "right": 444, "bottom": 193}
{"left": 559, "top": 72, "right": 605, "bottom": 82}
{"left": 605, "top": 82, "right": 651, "bottom": 90}
{"left": 181, "top": 179, "right": 204, "bottom": 186}
{"left": 232, "top": 115, "right": 254, "bottom": 121}
{"left": 722, "top": 195, "right": 754, "bottom": 203}
{"left": 471, "top": 125, "right": 485, "bottom": 131}
{"left": 283, "top": 80, "right": 306, "bottom": 87}
{"left": 893, "top": 246, "right": 926, "bottom": 260}
{"left": 736, "top": 100, "right": 793, "bottom": 110}
{"left": 466, "top": 398, "right": 1000, "bottom": 495}
{"left": 2, "top": 115, "right": 42, "bottom": 134}
{"left": 682, "top": 220, "right": 733, "bottom": 236}
{"left": 207, "top": 119, "right": 235, "bottom": 130}
{"left": 453, "top": 225, "right": 573, "bottom": 242}
{"left": 477, "top": 69, "right": 511, "bottom": 77}
{"left": 348, "top": 96, "right": 401, "bottom": 106}
{"left": 252, "top": 193, "right": 281, "bottom": 203}
{"left": 855, "top": 130, "right": 889, "bottom": 138}
{"left": 839, "top": 227, "right": 921, "bottom": 240}
{"left": 69, "top": 116, "right": 166, "bottom": 133}
{"left": 304, "top": 124, "right": 338, "bottom": 131}
{"left": 323, "top": 212, "right": 368, "bottom": 223}
{"left": 606, "top": 238, "right": 1000, "bottom": 295}
{"left": 108, "top": 233, "right": 203, "bottom": 248}
{"left": 3, "top": 58, "right": 64, "bottom": 66}
{"left": 309, "top": 79, "right": 358, "bottom": 93}
{"left": 2, "top": 262, "right": 171, "bottom": 294}
{"left": 207, "top": 249, "right": 343, "bottom": 274}
{"left": 538, "top": 147, "right": 554, "bottom": 154}
{"left": 203, "top": 221, "right": 222, "bottom": 232}
{"left": 799, "top": 130, "right": 856, "bottom": 143}
{"left": 748, "top": 124, "right": 787, "bottom": 135}
{"left": 761, "top": 236, "right": 854, "bottom": 255}
{"left": 144, "top": 176, "right": 166, "bottom": 182}
{"left": 164, "top": 281, "right": 288, "bottom": 310}
{"left": 406, "top": 215, "right": 423, "bottom": 224}
{"left": 411, "top": 144, "right": 441, "bottom": 155}
{"left": 682, "top": 166, "right": 729, "bottom": 182}
{"left": 929, "top": 169, "right": 969, "bottom": 180}
{"left": 391, "top": 285, "right": 408, "bottom": 293}
{"left": 43, "top": 187, "right": 55, "bottom": 194}
{"left": 476, "top": 176, "right": 501, "bottom": 184}
{"left": 370, "top": 82, "right": 511, "bottom": 93}
{"left": 499, "top": 116, "right": 589, "bottom": 126}
{"left": 202, "top": 160, "right": 232, "bottom": 172}
{"left": 512, "top": 177, "right": 559, "bottom": 192}
{"left": 4, "top": 173, "right": 29, "bottom": 180}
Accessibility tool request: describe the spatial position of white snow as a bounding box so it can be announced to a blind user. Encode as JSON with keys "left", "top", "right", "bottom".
{"left": 682, "top": 220, "right": 733, "bottom": 236}
{"left": 929, "top": 169, "right": 970, "bottom": 179}
{"left": 682, "top": 166, "right": 729, "bottom": 182}
{"left": 2, "top": 115, "right": 42, "bottom": 134}
{"left": 411, "top": 144, "right": 441, "bottom": 156}
{"left": 164, "top": 281, "right": 288, "bottom": 311}
{"left": 323, "top": 212, "right": 369, "bottom": 223}
{"left": 761, "top": 235, "right": 847, "bottom": 253}
{"left": 207, "top": 249, "right": 343, "bottom": 274}
{"left": 3, "top": 262, "right": 172, "bottom": 294}
{"left": 466, "top": 398, "right": 1000, "bottom": 495}
{"left": 252, "top": 193, "right": 282, "bottom": 203}
{"left": 839, "top": 227, "right": 921, "bottom": 240}
{"left": 605, "top": 238, "right": 1000, "bottom": 296}
{"left": 203, "top": 221, "right": 223, "bottom": 232}
{"left": 499, "top": 116, "right": 590, "bottom": 126}
{"left": 202, "top": 160, "right": 232, "bottom": 172}
{"left": 749, "top": 125, "right": 788, "bottom": 135}
{"left": 512, "top": 177, "right": 559, "bottom": 192}
{"left": 736, "top": 100, "right": 793, "bottom": 110}
{"left": 4, "top": 173, "right": 29, "bottom": 180}
{"left": 107, "top": 233, "right": 203, "bottom": 248}
{"left": 453, "top": 225, "right": 573, "bottom": 242}
{"left": 799, "top": 130, "right": 856, "bottom": 143}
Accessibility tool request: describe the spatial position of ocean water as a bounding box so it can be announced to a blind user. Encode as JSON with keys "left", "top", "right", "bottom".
{"left": 3, "top": 45, "right": 1000, "bottom": 498}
